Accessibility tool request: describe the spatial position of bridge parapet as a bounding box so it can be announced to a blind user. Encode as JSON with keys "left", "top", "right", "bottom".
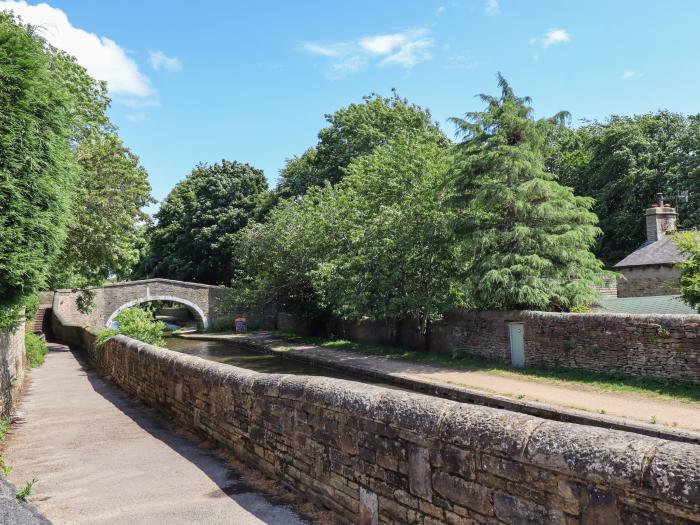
{"left": 52, "top": 279, "right": 232, "bottom": 332}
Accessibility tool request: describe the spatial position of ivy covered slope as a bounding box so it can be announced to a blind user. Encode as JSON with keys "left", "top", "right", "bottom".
{"left": 0, "top": 13, "right": 74, "bottom": 330}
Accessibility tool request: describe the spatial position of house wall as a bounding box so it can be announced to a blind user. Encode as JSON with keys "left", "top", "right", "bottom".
{"left": 617, "top": 265, "right": 681, "bottom": 297}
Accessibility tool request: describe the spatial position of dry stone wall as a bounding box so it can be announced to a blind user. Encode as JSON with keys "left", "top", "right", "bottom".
{"left": 53, "top": 312, "right": 700, "bottom": 525}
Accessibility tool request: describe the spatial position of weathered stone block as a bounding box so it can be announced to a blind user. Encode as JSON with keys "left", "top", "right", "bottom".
{"left": 432, "top": 471, "right": 492, "bottom": 516}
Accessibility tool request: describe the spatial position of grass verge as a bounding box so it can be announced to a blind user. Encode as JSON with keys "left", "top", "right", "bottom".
{"left": 24, "top": 333, "right": 48, "bottom": 369}
{"left": 267, "top": 331, "right": 700, "bottom": 404}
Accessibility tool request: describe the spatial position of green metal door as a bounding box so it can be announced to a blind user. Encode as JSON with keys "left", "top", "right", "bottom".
{"left": 508, "top": 322, "right": 525, "bottom": 368}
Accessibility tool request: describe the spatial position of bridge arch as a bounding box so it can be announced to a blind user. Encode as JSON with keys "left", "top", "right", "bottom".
{"left": 105, "top": 295, "right": 208, "bottom": 331}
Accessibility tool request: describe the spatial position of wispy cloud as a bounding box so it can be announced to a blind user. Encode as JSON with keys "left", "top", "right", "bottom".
{"left": 301, "top": 28, "right": 434, "bottom": 78}
{"left": 435, "top": 5, "right": 447, "bottom": 16}
{"left": 621, "top": 70, "right": 642, "bottom": 80}
{"left": 542, "top": 28, "right": 571, "bottom": 47}
{"left": 485, "top": 0, "right": 500, "bottom": 16}
{"left": 149, "top": 50, "right": 182, "bottom": 72}
{"left": 445, "top": 54, "right": 482, "bottom": 71}
{"left": 125, "top": 113, "right": 147, "bottom": 122}
{"left": 0, "top": 0, "right": 152, "bottom": 97}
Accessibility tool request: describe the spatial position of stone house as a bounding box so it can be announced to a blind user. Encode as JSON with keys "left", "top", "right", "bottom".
{"left": 613, "top": 193, "right": 688, "bottom": 298}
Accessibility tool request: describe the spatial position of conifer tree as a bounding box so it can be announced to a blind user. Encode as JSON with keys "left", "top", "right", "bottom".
{"left": 450, "top": 74, "right": 608, "bottom": 311}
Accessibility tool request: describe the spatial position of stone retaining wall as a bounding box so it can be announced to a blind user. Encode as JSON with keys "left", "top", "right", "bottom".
{"left": 0, "top": 317, "right": 26, "bottom": 418}
{"left": 279, "top": 309, "right": 700, "bottom": 384}
{"left": 53, "top": 312, "right": 700, "bottom": 524}
{"left": 431, "top": 310, "right": 700, "bottom": 384}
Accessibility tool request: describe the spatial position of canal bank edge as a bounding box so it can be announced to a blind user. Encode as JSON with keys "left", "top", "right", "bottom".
{"left": 175, "top": 332, "right": 700, "bottom": 445}
{"left": 52, "top": 310, "right": 700, "bottom": 524}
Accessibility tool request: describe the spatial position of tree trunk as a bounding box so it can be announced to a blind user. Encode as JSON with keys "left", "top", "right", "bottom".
{"left": 424, "top": 315, "right": 432, "bottom": 352}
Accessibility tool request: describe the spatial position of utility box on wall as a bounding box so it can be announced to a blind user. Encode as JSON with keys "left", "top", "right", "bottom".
{"left": 508, "top": 322, "right": 525, "bottom": 367}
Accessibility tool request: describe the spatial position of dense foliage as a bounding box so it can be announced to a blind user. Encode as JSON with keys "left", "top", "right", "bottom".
{"left": 276, "top": 90, "right": 448, "bottom": 198}
{"left": 234, "top": 79, "right": 617, "bottom": 334}
{"left": 0, "top": 13, "right": 74, "bottom": 326}
{"left": 675, "top": 232, "right": 700, "bottom": 312}
{"left": 450, "top": 75, "right": 608, "bottom": 311}
{"left": 551, "top": 112, "right": 700, "bottom": 265}
{"left": 138, "top": 160, "right": 267, "bottom": 285}
{"left": 237, "top": 129, "right": 458, "bottom": 333}
{"left": 48, "top": 132, "right": 153, "bottom": 288}
{"left": 97, "top": 307, "right": 166, "bottom": 348}
{"left": 312, "top": 131, "right": 459, "bottom": 336}
{"left": 0, "top": 14, "right": 152, "bottom": 331}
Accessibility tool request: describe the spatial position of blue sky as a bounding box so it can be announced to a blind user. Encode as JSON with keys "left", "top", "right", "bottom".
{"left": 4, "top": 1, "right": 700, "bottom": 211}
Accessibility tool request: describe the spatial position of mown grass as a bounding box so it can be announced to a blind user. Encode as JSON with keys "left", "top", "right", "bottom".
{"left": 267, "top": 331, "right": 700, "bottom": 404}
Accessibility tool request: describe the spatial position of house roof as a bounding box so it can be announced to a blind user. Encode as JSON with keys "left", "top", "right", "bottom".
{"left": 593, "top": 295, "right": 696, "bottom": 315}
{"left": 613, "top": 234, "right": 688, "bottom": 269}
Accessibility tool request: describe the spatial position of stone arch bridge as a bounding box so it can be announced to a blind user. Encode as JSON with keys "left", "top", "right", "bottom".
{"left": 51, "top": 279, "right": 232, "bottom": 331}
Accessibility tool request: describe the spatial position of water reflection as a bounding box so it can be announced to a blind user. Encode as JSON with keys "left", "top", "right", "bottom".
{"left": 164, "top": 337, "right": 399, "bottom": 388}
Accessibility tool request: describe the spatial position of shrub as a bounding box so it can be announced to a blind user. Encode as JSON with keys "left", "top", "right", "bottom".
{"left": 111, "top": 307, "right": 165, "bottom": 347}
{"left": 24, "top": 333, "right": 48, "bottom": 368}
{"left": 95, "top": 328, "right": 118, "bottom": 349}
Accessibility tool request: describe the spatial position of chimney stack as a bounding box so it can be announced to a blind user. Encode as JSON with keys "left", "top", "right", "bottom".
{"left": 645, "top": 192, "right": 677, "bottom": 242}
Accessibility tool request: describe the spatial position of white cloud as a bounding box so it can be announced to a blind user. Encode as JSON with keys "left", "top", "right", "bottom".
{"left": 302, "top": 28, "right": 434, "bottom": 77}
{"left": 542, "top": 28, "right": 571, "bottom": 47}
{"left": 435, "top": 5, "right": 446, "bottom": 15}
{"left": 0, "top": 1, "right": 152, "bottom": 97}
{"left": 359, "top": 33, "right": 408, "bottom": 55}
{"left": 621, "top": 70, "right": 642, "bottom": 80}
{"left": 149, "top": 50, "right": 182, "bottom": 72}
{"left": 381, "top": 38, "right": 433, "bottom": 67}
{"left": 485, "top": 0, "right": 500, "bottom": 16}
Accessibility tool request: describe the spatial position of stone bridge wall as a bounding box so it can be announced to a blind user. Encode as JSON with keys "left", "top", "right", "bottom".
{"left": 53, "top": 312, "right": 700, "bottom": 524}
{"left": 52, "top": 279, "right": 232, "bottom": 331}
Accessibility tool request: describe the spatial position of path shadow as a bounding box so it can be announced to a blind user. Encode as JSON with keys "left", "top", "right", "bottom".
{"left": 65, "top": 345, "right": 307, "bottom": 525}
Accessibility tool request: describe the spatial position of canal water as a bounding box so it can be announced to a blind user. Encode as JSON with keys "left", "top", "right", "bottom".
{"left": 164, "top": 337, "right": 401, "bottom": 389}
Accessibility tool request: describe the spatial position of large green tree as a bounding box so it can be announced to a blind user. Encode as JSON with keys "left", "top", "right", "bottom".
{"left": 312, "top": 131, "right": 459, "bottom": 340}
{"left": 233, "top": 189, "right": 335, "bottom": 320}
{"left": 550, "top": 111, "right": 700, "bottom": 265}
{"left": 235, "top": 128, "right": 459, "bottom": 341}
{"left": 0, "top": 13, "right": 74, "bottom": 327}
{"left": 47, "top": 131, "right": 153, "bottom": 288}
{"left": 276, "top": 90, "right": 448, "bottom": 198}
{"left": 450, "top": 75, "right": 608, "bottom": 311}
{"left": 140, "top": 160, "right": 267, "bottom": 284}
